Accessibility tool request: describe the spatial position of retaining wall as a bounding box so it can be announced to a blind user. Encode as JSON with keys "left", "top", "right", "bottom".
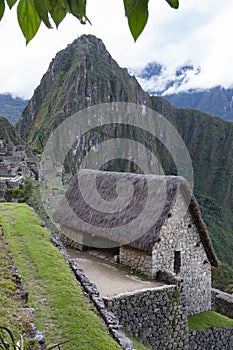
{"left": 189, "top": 327, "right": 233, "bottom": 350}
{"left": 212, "top": 288, "right": 233, "bottom": 319}
{"left": 104, "top": 284, "right": 189, "bottom": 350}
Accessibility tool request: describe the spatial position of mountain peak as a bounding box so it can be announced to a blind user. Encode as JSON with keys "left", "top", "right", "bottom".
{"left": 16, "top": 35, "right": 150, "bottom": 148}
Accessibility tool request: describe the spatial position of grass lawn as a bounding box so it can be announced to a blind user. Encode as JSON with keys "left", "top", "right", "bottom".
{"left": 0, "top": 232, "right": 37, "bottom": 348}
{"left": 188, "top": 310, "right": 233, "bottom": 332}
{"left": 0, "top": 203, "right": 121, "bottom": 350}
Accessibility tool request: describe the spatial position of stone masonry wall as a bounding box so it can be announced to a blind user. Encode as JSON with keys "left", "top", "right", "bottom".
{"left": 189, "top": 328, "right": 233, "bottom": 350}
{"left": 152, "top": 190, "right": 212, "bottom": 315}
{"left": 0, "top": 181, "right": 6, "bottom": 201}
{"left": 211, "top": 288, "right": 233, "bottom": 319}
{"left": 120, "top": 246, "right": 152, "bottom": 277}
{"left": 60, "top": 225, "right": 85, "bottom": 251}
{"left": 104, "top": 284, "right": 189, "bottom": 350}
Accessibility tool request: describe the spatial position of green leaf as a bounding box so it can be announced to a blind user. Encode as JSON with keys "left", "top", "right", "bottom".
{"left": 0, "top": 327, "right": 16, "bottom": 347}
{"left": 6, "top": 0, "right": 17, "bottom": 9}
{"left": 165, "top": 0, "right": 179, "bottom": 9}
{"left": 33, "top": 0, "right": 52, "bottom": 28}
{"left": 124, "top": 0, "right": 149, "bottom": 42}
{"left": 68, "top": 0, "right": 89, "bottom": 24}
{"left": 17, "top": 0, "right": 41, "bottom": 44}
{"left": 46, "top": 0, "right": 68, "bottom": 27}
{"left": 0, "top": 0, "right": 5, "bottom": 21}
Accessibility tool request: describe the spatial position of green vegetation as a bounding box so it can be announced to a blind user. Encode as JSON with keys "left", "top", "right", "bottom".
{"left": 165, "top": 86, "right": 233, "bottom": 122}
{"left": 0, "top": 327, "right": 25, "bottom": 350}
{"left": 5, "top": 180, "right": 33, "bottom": 203}
{"left": 17, "top": 35, "right": 151, "bottom": 147}
{"left": 188, "top": 311, "right": 233, "bottom": 332}
{"left": 0, "top": 230, "right": 36, "bottom": 349}
{"left": 0, "top": 0, "right": 179, "bottom": 44}
{"left": 0, "top": 117, "right": 23, "bottom": 145}
{"left": 30, "top": 146, "right": 42, "bottom": 154}
{"left": 212, "top": 261, "right": 233, "bottom": 294}
{"left": 0, "top": 203, "right": 121, "bottom": 350}
{"left": 125, "top": 332, "right": 152, "bottom": 350}
{"left": 171, "top": 289, "right": 180, "bottom": 303}
{"left": 197, "top": 195, "right": 233, "bottom": 267}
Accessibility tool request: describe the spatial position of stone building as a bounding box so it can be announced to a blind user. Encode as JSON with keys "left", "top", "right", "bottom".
{"left": 54, "top": 169, "right": 218, "bottom": 315}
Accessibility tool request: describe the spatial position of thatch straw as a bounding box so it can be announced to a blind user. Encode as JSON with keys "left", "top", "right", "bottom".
{"left": 54, "top": 169, "right": 218, "bottom": 266}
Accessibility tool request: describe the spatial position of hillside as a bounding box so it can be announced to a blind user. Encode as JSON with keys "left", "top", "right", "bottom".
{"left": 165, "top": 87, "right": 233, "bottom": 121}
{"left": 17, "top": 35, "right": 150, "bottom": 149}
{"left": 16, "top": 35, "right": 233, "bottom": 268}
{"left": 0, "top": 94, "right": 28, "bottom": 124}
{"left": 0, "top": 116, "right": 24, "bottom": 145}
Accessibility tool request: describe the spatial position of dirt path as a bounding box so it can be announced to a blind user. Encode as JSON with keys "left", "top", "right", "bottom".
{"left": 67, "top": 248, "right": 166, "bottom": 297}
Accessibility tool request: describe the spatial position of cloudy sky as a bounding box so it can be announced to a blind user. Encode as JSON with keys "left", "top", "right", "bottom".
{"left": 0, "top": 0, "right": 233, "bottom": 99}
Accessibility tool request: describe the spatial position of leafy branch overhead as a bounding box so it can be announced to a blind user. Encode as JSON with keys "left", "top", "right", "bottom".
{"left": 0, "top": 0, "right": 179, "bottom": 44}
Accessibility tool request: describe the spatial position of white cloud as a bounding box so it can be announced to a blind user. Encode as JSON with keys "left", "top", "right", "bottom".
{"left": 0, "top": 0, "right": 233, "bottom": 98}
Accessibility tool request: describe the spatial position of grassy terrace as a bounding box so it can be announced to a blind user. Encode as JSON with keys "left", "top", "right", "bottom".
{"left": 0, "top": 203, "right": 121, "bottom": 350}
{"left": 0, "top": 229, "right": 36, "bottom": 348}
{"left": 188, "top": 310, "right": 233, "bottom": 332}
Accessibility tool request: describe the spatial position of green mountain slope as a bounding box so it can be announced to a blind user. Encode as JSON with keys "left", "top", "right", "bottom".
{"left": 0, "top": 116, "right": 24, "bottom": 145}
{"left": 165, "top": 86, "right": 233, "bottom": 121}
{"left": 17, "top": 35, "right": 150, "bottom": 150}
{"left": 16, "top": 35, "right": 233, "bottom": 268}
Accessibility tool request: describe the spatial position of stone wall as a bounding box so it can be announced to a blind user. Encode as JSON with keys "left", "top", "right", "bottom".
{"left": 0, "top": 181, "right": 6, "bottom": 201}
{"left": 152, "top": 191, "right": 212, "bottom": 315}
{"left": 120, "top": 246, "right": 152, "bottom": 277}
{"left": 104, "top": 284, "right": 189, "bottom": 350}
{"left": 60, "top": 225, "right": 86, "bottom": 251}
{"left": 0, "top": 165, "right": 11, "bottom": 176}
{"left": 189, "top": 328, "right": 233, "bottom": 350}
{"left": 212, "top": 288, "right": 233, "bottom": 319}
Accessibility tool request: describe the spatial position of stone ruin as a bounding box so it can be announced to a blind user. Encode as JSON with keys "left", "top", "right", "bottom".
{"left": 0, "top": 139, "right": 40, "bottom": 201}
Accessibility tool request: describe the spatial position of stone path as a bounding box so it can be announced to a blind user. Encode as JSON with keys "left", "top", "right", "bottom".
{"left": 67, "top": 248, "right": 166, "bottom": 297}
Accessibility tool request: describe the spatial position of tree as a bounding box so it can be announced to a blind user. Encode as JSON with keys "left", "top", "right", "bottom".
{"left": 0, "top": 0, "right": 179, "bottom": 44}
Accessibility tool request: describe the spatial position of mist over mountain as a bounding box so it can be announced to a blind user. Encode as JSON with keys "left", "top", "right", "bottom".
{"left": 129, "top": 61, "right": 201, "bottom": 96}
{"left": 16, "top": 35, "right": 233, "bottom": 268}
{"left": 131, "top": 62, "right": 233, "bottom": 121}
{"left": 0, "top": 93, "right": 28, "bottom": 124}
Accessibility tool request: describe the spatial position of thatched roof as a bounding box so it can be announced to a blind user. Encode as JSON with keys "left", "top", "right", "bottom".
{"left": 54, "top": 169, "right": 218, "bottom": 267}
